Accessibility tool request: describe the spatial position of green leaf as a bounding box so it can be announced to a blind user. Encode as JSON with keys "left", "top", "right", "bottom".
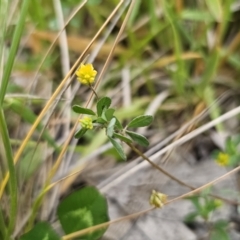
{"left": 184, "top": 212, "right": 198, "bottom": 223}
{"left": 72, "top": 105, "right": 96, "bottom": 115}
{"left": 57, "top": 186, "right": 109, "bottom": 240}
{"left": 214, "top": 220, "right": 229, "bottom": 229}
{"left": 75, "top": 128, "right": 88, "bottom": 139}
{"left": 126, "top": 130, "right": 149, "bottom": 147}
{"left": 95, "top": 117, "right": 107, "bottom": 124}
{"left": 97, "top": 97, "right": 111, "bottom": 116}
{"left": 205, "top": 0, "right": 222, "bottom": 22}
{"left": 210, "top": 228, "right": 230, "bottom": 240}
{"left": 105, "top": 108, "right": 115, "bottom": 121}
{"left": 185, "top": 196, "right": 202, "bottom": 212}
{"left": 114, "top": 117, "right": 123, "bottom": 130}
{"left": 108, "top": 137, "right": 126, "bottom": 160}
{"left": 113, "top": 133, "right": 132, "bottom": 144}
{"left": 127, "top": 115, "right": 153, "bottom": 128}
{"left": 20, "top": 222, "right": 60, "bottom": 240}
{"left": 106, "top": 118, "right": 116, "bottom": 137}
{"left": 181, "top": 9, "right": 213, "bottom": 22}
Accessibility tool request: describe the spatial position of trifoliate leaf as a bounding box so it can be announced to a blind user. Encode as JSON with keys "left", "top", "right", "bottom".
{"left": 113, "top": 133, "right": 132, "bottom": 144}
{"left": 57, "top": 186, "right": 109, "bottom": 240}
{"left": 20, "top": 222, "right": 60, "bottom": 240}
{"left": 105, "top": 108, "right": 115, "bottom": 121}
{"left": 108, "top": 137, "right": 126, "bottom": 160}
{"left": 126, "top": 130, "right": 149, "bottom": 147}
{"left": 95, "top": 117, "right": 107, "bottom": 124}
{"left": 127, "top": 115, "right": 153, "bottom": 128}
{"left": 72, "top": 105, "right": 96, "bottom": 115}
{"left": 106, "top": 118, "right": 116, "bottom": 137}
{"left": 97, "top": 97, "right": 111, "bottom": 116}
{"left": 74, "top": 128, "right": 88, "bottom": 139}
{"left": 114, "top": 117, "right": 123, "bottom": 130}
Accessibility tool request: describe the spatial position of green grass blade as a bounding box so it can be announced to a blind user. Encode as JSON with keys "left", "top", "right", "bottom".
{"left": 0, "top": 205, "right": 7, "bottom": 240}
{"left": 0, "top": 0, "right": 30, "bottom": 105}
{"left": 0, "top": 0, "right": 8, "bottom": 67}
{"left": 0, "top": 109, "right": 17, "bottom": 238}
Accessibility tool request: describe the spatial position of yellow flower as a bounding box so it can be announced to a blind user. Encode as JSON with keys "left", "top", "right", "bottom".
{"left": 149, "top": 190, "right": 168, "bottom": 208}
{"left": 215, "top": 152, "right": 229, "bottom": 167}
{"left": 79, "top": 116, "right": 93, "bottom": 129}
{"left": 76, "top": 63, "right": 97, "bottom": 85}
{"left": 213, "top": 199, "right": 223, "bottom": 208}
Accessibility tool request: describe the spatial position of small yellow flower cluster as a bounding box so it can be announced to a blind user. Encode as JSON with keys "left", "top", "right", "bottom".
{"left": 76, "top": 63, "right": 97, "bottom": 85}
{"left": 215, "top": 152, "right": 229, "bottom": 167}
{"left": 213, "top": 199, "right": 223, "bottom": 208}
{"left": 149, "top": 190, "right": 168, "bottom": 208}
{"left": 79, "top": 116, "right": 93, "bottom": 129}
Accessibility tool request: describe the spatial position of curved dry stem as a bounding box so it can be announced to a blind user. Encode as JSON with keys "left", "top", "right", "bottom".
{"left": 62, "top": 164, "right": 240, "bottom": 239}
{"left": 127, "top": 143, "right": 239, "bottom": 205}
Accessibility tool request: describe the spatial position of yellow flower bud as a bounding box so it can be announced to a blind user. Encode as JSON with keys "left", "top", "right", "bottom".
{"left": 149, "top": 190, "right": 167, "bottom": 208}
{"left": 215, "top": 152, "right": 229, "bottom": 167}
{"left": 79, "top": 116, "right": 93, "bottom": 129}
{"left": 76, "top": 63, "right": 97, "bottom": 85}
{"left": 213, "top": 199, "right": 223, "bottom": 208}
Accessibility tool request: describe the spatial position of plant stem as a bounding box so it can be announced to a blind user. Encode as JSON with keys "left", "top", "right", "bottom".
{"left": 0, "top": 109, "right": 17, "bottom": 238}
{"left": 90, "top": 85, "right": 99, "bottom": 100}
{"left": 127, "top": 142, "right": 192, "bottom": 189}
{"left": 126, "top": 142, "right": 239, "bottom": 205}
{"left": 0, "top": 205, "right": 7, "bottom": 240}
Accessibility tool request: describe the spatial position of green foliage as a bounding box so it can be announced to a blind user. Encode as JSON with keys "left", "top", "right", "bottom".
{"left": 72, "top": 105, "right": 96, "bottom": 115}
{"left": 126, "top": 130, "right": 149, "bottom": 147}
{"left": 185, "top": 192, "right": 230, "bottom": 239}
{"left": 127, "top": 115, "right": 153, "bottom": 128}
{"left": 113, "top": 133, "right": 132, "bottom": 144}
{"left": 57, "top": 186, "right": 109, "bottom": 240}
{"left": 210, "top": 220, "right": 230, "bottom": 240}
{"left": 108, "top": 136, "right": 126, "bottom": 161}
{"left": 20, "top": 222, "right": 60, "bottom": 240}
{"left": 185, "top": 194, "right": 223, "bottom": 221}
{"left": 73, "top": 95, "right": 153, "bottom": 160}
{"left": 7, "top": 99, "right": 58, "bottom": 150}
{"left": 104, "top": 108, "right": 115, "bottom": 121}
{"left": 96, "top": 97, "right": 111, "bottom": 116}
{"left": 106, "top": 117, "right": 116, "bottom": 137}
{"left": 212, "top": 135, "right": 240, "bottom": 167}
{"left": 74, "top": 128, "right": 88, "bottom": 139}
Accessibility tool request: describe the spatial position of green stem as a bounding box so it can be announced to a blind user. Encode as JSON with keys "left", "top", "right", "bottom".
{"left": 0, "top": 109, "right": 17, "bottom": 238}
{"left": 0, "top": 205, "right": 7, "bottom": 240}
{"left": 0, "top": 0, "right": 30, "bottom": 104}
